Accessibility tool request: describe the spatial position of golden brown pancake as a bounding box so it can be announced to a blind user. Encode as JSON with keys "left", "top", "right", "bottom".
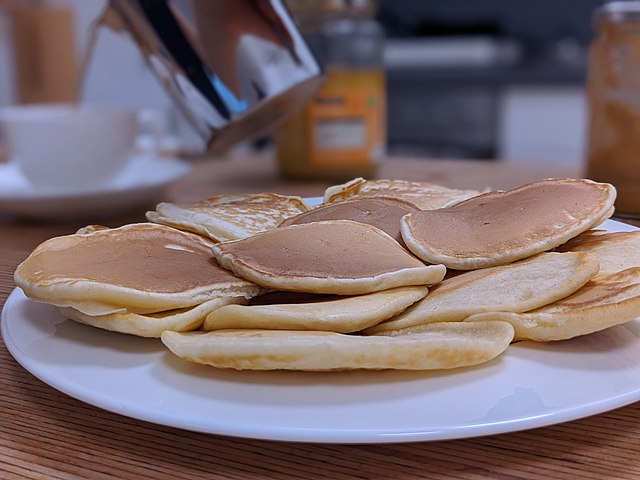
{"left": 211, "top": 220, "right": 446, "bottom": 295}
{"left": 366, "top": 251, "right": 599, "bottom": 333}
{"left": 557, "top": 230, "right": 640, "bottom": 278}
{"left": 58, "top": 295, "right": 247, "bottom": 338}
{"left": 465, "top": 267, "right": 640, "bottom": 341}
{"left": 146, "top": 193, "right": 310, "bottom": 242}
{"left": 203, "top": 285, "right": 429, "bottom": 333}
{"left": 323, "top": 177, "right": 482, "bottom": 210}
{"left": 279, "top": 196, "right": 420, "bottom": 246}
{"left": 76, "top": 225, "right": 110, "bottom": 234}
{"left": 161, "top": 320, "right": 514, "bottom": 371}
{"left": 14, "top": 223, "right": 263, "bottom": 313}
{"left": 401, "top": 178, "right": 616, "bottom": 269}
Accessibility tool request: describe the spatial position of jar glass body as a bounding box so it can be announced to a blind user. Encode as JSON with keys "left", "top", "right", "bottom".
{"left": 586, "top": 6, "right": 640, "bottom": 216}
{"left": 275, "top": 4, "right": 386, "bottom": 181}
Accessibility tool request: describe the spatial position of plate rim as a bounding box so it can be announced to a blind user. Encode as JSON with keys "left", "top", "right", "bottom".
{"left": 0, "top": 155, "right": 191, "bottom": 201}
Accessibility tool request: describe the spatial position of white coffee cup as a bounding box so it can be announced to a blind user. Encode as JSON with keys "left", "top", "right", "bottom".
{"left": 0, "top": 103, "right": 137, "bottom": 191}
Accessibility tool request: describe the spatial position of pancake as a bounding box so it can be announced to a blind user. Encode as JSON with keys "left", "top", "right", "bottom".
{"left": 465, "top": 267, "right": 640, "bottom": 341}
{"left": 203, "top": 285, "right": 429, "bottom": 333}
{"left": 146, "top": 193, "right": 310, "bottom": 242}
{"left": 401, "top": 178, "right": 616, "bottom": 269}
{"left": 211, "top": 220, "right": 446, "bottom": 295}
{"left": 557, "top": 230, "right": 640, "bottom": 278}
{"left": 14, "top": 223, "right": 263, "bottom": 313}
{"left": 323, "top": 178, "right": 482, "bottom": 210}
{"left": 160, "top": 320, "right": 514, "bottom": 371}
{"left": 76, "top": 224, "right": 110, "bottom": 234}
{"left": 279, "top": 196, "right": 420, "bottom": 246}
{"left": 366, "top": 251, "right": 599, "bottom": 333}
{"left": 50, "top": 299, "right": 128, "bottom": 316}
{"left": 58, "top": 295, "right": 247, "bottom": 338}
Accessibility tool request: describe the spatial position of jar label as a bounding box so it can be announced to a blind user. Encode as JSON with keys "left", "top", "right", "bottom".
{"left": 314, "top": 118, "right": 366, "bottom": 149}
{"left": 307, "top": 69, "right": 385, "bottom": 167}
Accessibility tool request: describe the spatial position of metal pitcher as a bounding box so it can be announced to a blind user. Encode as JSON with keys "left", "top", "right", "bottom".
{"left": 101, "top": 0, "right": 323, "bottom": 153}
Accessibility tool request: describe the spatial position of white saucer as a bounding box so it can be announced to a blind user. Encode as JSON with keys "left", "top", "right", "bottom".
{"left": 0, "top": 155, "right": 191, "bottom": 220}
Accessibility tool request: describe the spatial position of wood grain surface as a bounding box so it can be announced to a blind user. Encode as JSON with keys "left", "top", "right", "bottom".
{"left": 1, "top": 153, "right": 639, "bottom": 479}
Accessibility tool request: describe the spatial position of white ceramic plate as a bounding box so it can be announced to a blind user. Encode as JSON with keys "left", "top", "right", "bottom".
{"left": 0, "top": 155, "right": 190, "bottom": 220}
{"left": 2, "top": 219, "right": 640, "bottom": 444}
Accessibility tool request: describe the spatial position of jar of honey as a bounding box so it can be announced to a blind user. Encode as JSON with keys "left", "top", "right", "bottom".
{"left": 586, "top": 1, "right": 640, "bottom": 217}
{"left": 275, "top": 0, "right": 386, "bottom": 181}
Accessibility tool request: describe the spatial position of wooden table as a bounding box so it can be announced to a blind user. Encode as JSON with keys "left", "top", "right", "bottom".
{"left": 2, "top": 153, "right": 639, "bottom": 480}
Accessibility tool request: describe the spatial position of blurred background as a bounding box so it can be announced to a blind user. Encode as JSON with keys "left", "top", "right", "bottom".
{"left": 0, "top": 0, "right": 603, "bottom": 167}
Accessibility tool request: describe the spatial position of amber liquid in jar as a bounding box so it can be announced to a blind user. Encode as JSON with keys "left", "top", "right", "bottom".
{"left": 586, "top": 3, "right": 640, "bottom": 217}
{"left": 275, "top": 67, "right": 385, "bottom": 181}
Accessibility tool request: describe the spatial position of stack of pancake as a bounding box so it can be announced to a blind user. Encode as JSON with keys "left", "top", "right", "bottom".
{"left": 14, "top": 223, "right": 265, "bottom": 337}
{"left": 14, "top": 177, "right": 640, "bottom": 371}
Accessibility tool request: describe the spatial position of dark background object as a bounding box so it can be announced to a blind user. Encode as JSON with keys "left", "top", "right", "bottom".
{"left": 377, "top": 0, "right": 602, "bottom": 159}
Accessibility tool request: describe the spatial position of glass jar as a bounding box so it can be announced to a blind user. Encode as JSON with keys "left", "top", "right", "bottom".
{"left": 586, "top": 1, "right": 640, "bottom": 217}
{"left": 275, "top": 0, "right": 386, "bottom": 181}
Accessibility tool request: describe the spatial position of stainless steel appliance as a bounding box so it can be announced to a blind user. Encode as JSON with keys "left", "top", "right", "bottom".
{"left": 100, "top": 0, "right": 323, "bottom": 153}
